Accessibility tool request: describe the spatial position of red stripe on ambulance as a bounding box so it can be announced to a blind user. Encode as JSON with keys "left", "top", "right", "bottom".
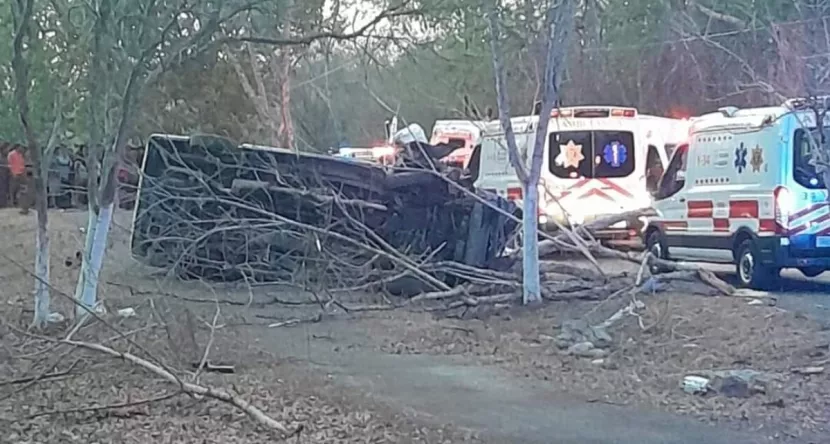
{"left": 729, "top": 200, "right": 759, "bottom": 219}
{"left": 790, "top": 203, "right": 825, "bottom": 221}
{"left": 687, "top": 200, "right": 713, "bottom": 218}
{"left": 578, "top": 188, "right": 615, "bottom": 202}
{"left": 758, "top": 219, "right": 777, "bottom": 233}
{"left": 597, "top": 178, "right": 633, "bottom": 198}
{"left": 661, "top": 221, "right": 688, "bottom": 231}
{"left": 790, "top": 211, "right": 830, "bottom": 236}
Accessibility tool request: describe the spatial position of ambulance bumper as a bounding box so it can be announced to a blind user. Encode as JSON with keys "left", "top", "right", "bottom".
{"left": 540, "top": 214, "right": 647, "bottom": 243}
{"left": 757, "top": 235, "right": 830, "bottom": 269}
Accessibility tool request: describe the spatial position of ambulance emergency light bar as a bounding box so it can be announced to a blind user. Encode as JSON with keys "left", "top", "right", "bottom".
{"left": 550, "top": 107, "right": 637, "bottom": 118}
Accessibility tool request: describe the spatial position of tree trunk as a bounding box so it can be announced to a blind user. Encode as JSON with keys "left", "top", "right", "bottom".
{"left": 33, "top": 183, "right": 51, "bottom": 328}
{"left": 11, "top": 0, "right": 52, "bottom": 328}
{"left": 75, "top": 202, "right": 114, "bottom": 316}
{"left": 521, "top": 183, "right": 541, "bottom": 304}
{"left": 278, "top": 52, "right": 295, "bottom": 150}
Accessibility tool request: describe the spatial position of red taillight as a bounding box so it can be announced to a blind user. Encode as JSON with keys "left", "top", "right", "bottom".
{"left": 611, "top": 108, "right": 637, "bottom": 117}
{"left": 507, "top": 187, "right": 522, "bottom": 201}
{"left": 550, "top": 109, "right": 573, "bottom": 118}
{"left": 773, "top": 186, "right": 792, "bottom": 234}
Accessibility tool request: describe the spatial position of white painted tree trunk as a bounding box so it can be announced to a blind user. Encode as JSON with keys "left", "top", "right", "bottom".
{"left": 521, "top": 183, "right": 542, "bottom": 304}
{"left": 32, "top": 212, "right": 51, "bottom": 328}
{"left": 74, "top": 203, "right": 114, "bottom": 316}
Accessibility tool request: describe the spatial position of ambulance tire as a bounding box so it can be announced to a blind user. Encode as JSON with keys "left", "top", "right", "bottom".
{"left": 645, "top": 230, "right": 668, "bottom": 274}
{"left": 735, "top": 239, "right": 780, "bottom": 289}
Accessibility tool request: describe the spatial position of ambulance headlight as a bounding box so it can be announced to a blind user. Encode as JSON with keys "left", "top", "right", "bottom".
{"left": 568, "top": 213, "right": 585, "bottom": 225}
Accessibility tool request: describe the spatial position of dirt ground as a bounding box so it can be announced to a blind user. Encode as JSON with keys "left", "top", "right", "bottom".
{"left": 2, "top": 208, "right": 829, "bottom": 443}
{"left": 0, "top": 209, "right": 479, "bottom": 443}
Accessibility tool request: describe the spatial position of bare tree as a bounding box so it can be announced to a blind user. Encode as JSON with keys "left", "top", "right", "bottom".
{"left": 10, "top": 0, "right": 63, "bottom": 327}
{"left": 487, "top": 0, "right": 573, "bottom": 304}
{"left": 70, "top": 0, "right": 264, "bottom": 316}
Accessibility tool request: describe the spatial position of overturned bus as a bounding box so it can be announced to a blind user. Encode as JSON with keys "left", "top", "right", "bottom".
{"left": 129, "top": 134, "right": 517, "bottom": 284}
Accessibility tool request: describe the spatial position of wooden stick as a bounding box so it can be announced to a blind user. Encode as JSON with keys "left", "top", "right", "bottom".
{"left": 63, "top": 339, "right": 294, "bottom": 435}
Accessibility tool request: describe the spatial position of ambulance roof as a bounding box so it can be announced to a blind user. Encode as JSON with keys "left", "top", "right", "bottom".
{"left": 432, "top": 120, "right": 486, "bottom": 133}
{"left": 691, "top": 102, "right": 819, "bottom": 135}
{"left": 480, "top": 115, "right": 538, "bottom": 135}
{"left": 479, "top": 110, "right": 681, "bottom": 136}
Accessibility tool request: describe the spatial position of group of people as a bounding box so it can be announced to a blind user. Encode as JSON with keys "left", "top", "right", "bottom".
{"left": 1, "top": 145, "right": 89, "bottom": 214}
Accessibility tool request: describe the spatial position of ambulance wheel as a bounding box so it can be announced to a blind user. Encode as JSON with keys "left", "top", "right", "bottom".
{"left": 645, "top": 230, "right": 668, "bottom": 275}
{"left": 799, "top": 267, "right": 825, "bottom": 278}
{"left": 735, "top": 239, "right": 780, "bottom": 289}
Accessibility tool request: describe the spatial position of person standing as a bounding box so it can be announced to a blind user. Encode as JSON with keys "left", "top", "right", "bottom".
{"left": 7, "top": 145, "right": 30, "bottom": 214}
{"left": 0, "top": 144, "right": 10, "bottom": 208}
{"left": 55, "top": 147, "right": 72, "bottom": 208}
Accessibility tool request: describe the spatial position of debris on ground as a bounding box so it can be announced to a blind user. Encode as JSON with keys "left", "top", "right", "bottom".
{"left": 687, "top": 369, "right": 773, "bottom": 399}
{"left": 682, "top": 376, "right": 710, "bottom": 394}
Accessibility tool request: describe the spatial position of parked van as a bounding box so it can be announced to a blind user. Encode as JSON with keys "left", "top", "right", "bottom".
{"left": 646, "top": 98, "right": 830, "bottom": 288}
{"left": 475, "top": 106, "right": 690, "bottom": 244}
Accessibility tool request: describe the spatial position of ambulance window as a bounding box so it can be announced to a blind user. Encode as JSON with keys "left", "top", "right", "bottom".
{"left": 446, "top": 138, "right": 467, "bottom": 149}
{"left": 656, "top": 144, "right": 687, "bottom": 200}
{"left": 793, "top": 128, "right": 826, "bottom": 189}
{"left": 467, "top": 144, "right": 482, "bottom": 182}
{"left": 549, "top": 131, "right": 592, "bottom": 178}
{"left": 664, "top": 143, "right": 677, "bottom": 158}
{"left": 548, "top": 130, "right": 635, "bottom": 178}
{"left": 594, "top": 131, "right": 636, "bottom": 178}
{"left": 645, "top": 145, "right": 664, "bottom": 193}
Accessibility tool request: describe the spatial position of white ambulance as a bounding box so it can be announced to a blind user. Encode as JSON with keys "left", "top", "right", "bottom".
{"left": 430, "top": 120, "right": 485, "bottom": 169}
{"left": 474, "top": 106, "right": 690, "bottom": 244}
{"left": 645, "top": 98, "right": 830, "bottom": 288}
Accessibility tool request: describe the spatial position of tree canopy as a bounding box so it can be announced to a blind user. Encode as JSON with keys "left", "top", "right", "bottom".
{"left": 2, "top": 0, "right": 829, "bottom": 150}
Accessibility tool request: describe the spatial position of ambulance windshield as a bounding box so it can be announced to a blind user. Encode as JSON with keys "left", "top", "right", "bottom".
{"left": 793, "top": 128, "right": 826, "bottom": 189}
{"left": 549, "top": 131, "right": 636, "bottom": 179}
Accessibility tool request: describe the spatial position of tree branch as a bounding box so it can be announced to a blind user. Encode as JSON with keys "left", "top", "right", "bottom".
{"left": 237, "top": 3, "right": 419, "bottom": 46}
{"left": 62, "top": 339, "right": 296, "bottom": 436}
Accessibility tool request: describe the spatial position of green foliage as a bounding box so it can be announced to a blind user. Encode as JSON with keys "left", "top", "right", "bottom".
{"left": 2, "top": 0, "right": 829, "bottom": 149}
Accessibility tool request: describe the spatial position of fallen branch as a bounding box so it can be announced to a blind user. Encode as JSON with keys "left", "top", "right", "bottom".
{"left": 24, "top": 392, "right": 181, "bottom": 420}
{"left": 63, "top": 339, "right": 295, "bottom": 436}
{"left": 0, "top": 359, "right": 81, "bottom": 387}
{"left": 410, "top": 285, "right": 467, "bottom": 303}
{"left": 537, "top": 208, "right": 655, "bottom": 257}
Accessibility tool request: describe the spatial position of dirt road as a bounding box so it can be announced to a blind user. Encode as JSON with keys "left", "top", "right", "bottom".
{"left": 247, "top": 319, "right": 769, "bottom": 444}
